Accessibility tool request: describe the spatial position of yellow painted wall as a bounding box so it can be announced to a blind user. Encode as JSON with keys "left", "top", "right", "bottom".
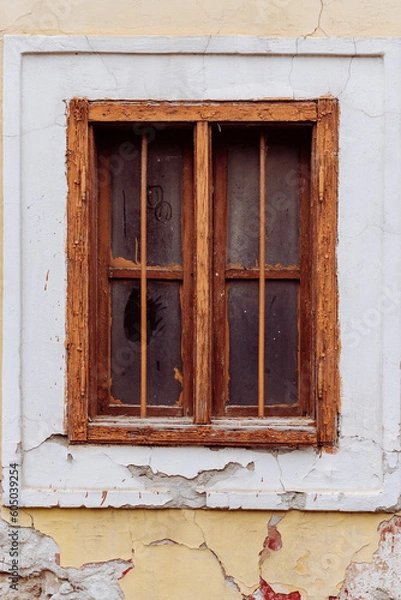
{"left": 1, "top": 506, "right": 389, "bottom": 599}
{"left": 1, "top": 0, "right": 401, "bottom": 37}
{"left": 2, "top": 1, "right": 401, "bottom": 599}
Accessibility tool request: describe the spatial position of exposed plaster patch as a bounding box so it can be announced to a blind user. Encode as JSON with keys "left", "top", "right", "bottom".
{"left": 127, "top": 461, "right": 254, "bottom": 508}
{"left": 0, "top": 518, "right": 132, "bottom": 599}
{"left": 333, "top": 515, "right": 401, "bottom": 599}
{"left": 278, "top": 492, "right": 307, "bottom": 510}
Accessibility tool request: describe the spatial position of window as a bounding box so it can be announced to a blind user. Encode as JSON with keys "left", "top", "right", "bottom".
{"left": 66, "top": 97, "right": 339, "bottom": 448}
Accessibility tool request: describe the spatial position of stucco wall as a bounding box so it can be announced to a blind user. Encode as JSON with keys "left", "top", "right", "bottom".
{"left": 2, "top": 2, "right": 401, "bottom": 600}
{"left": 1, "top": 0, "right": 401, "bottom": 37}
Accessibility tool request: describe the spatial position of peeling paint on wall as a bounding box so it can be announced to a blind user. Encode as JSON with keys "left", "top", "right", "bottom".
{"left": 245, "top": 579, "right": 301, "bottom": 600}
{"left": 127, "top": 461, "right": 255, "bottom": 508}
{"left": 1, "top": 508, "right": 401, "bottom": 599}
{"left": 0, "top": 519, "right": 132, "bottom": 599}
{"left": 333, "top": 516, "right": 401, "bottom": 600}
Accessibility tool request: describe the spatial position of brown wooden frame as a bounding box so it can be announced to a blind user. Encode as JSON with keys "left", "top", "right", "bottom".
{"left": 66, "top": 98, "right": 339, "bottom": 448}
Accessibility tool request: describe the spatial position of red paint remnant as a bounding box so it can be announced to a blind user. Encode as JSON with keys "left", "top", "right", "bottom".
{"left": 259, "top": 525, "right": 282, "bottom": 564}
{"left": 120, "top": 563, "right": 134, "bottom": 579}
{"left": 378, "top": 514, "right": 401, "bottom": 542}
{"left": 100, "top": 490, "right": 108, "bottom": 506}
{"left": 246, "top": 578, "right": 301, "bottom": 600}
{"left": 55, "top": 553, "right": 60, "bottom": 565}
{"left": 265, "top": 525, "right": 282, "bottom": 552}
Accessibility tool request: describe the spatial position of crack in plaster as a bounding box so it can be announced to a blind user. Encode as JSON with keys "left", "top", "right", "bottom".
{"left": 244, "top": 520, "right": 302, "bottom": 600}
{"left": 275, "top": 453, "right": 286, "bottom": 492}
{"left": 127, "top": 461, "right": 254, "bottom": 508}
{"left": 0, "top": 518, "right": 132, "bottom": 599}
{"left": 288, "top": 54, "right": 295, "bottom": 98}
{"left": 190, "top": 514, "right": 289, "bottom": 599}
{"left": 199, "top": 542, "right": 243, "bottom": 594}
{"left": 23, "top": 433, "right": 68, "bottom": 454}
{"left": 338, "top": 56, "right": 354, "bottom": 97}
{"left": 84, "top": 35, "right": 119, "bottom": 91}
{"left": 303, "top": 0, "right": 327, "bottom": 38}
{"left": 20, "top": 510, "right": 35, "bottom": 528}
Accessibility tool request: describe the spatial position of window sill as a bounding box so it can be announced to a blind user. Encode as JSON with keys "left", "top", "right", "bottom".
{"left": 84, "top": 416, "right": 318, "bottom": 447}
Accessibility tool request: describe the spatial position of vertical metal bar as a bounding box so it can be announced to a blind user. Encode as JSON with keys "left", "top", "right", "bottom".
{"left": 258, "top": 134, "right": 267, "bottom": 418}
{"left": 140, "top": 134, "right": 148, "bottom": 418}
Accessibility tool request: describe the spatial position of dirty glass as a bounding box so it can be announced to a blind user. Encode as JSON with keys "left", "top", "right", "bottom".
{"left": 227, "top": 280, "right": 299, "bottom": 406}
{"left": 110, "top": 280, "right": 182, "bottom": 406}
{"left": 110, "top": 128, "right": 187, "bottom": 267}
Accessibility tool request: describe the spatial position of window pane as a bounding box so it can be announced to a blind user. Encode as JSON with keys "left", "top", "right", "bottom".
{"left": 146, "top": 281, "right": 183, "bottom": 406}
{"left": 109, "top": 134, "right": 141, "bottom": 263}
{"left": 228, "top": 280, "right": 299, "bottom": 407}
{"left": 228, "top": 281, "right": 259, "bottom": 406}
{"left": 111, "top": 281, "right": 141, "bottom": 405}
{"left": 227, "top": 141, "right": 260, "bottom": 268}
{"left": 110, "top": 280, "right": 183, "bottom": 406}
{"left": 264, "top": 280, "right": 299, "bottom": 406}
{"left": 266, "top": 144, "right": 300, "bottom": 266}
{"left": 147, "top": 132, "right": 185, "bottom": 267}
{"left": 109, "top": 128, "right": 187, "bottom": 266}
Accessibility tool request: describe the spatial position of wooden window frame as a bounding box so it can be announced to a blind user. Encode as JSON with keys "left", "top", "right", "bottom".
{"left": 66, "top": 97, "right": 339, "bottom": 448}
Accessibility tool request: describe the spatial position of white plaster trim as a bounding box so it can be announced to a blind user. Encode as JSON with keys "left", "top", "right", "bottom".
{"left": 3, "top": 35, "right": 401, "bottom": 510}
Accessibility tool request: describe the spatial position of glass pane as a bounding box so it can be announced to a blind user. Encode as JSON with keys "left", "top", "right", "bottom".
{"left": 147, "top": 132, "right": 184, "bottom": 267}
{"left": 110, "top": 128, "right": 187, "bottom": 266}
{"left": 228, "top": 280, "right": 298, "bottom": 407}
{"left": 111, "top": 281, "right": 183, "bottom": 406}
{"left": 110, "top": 136, "right": 141, "bottom": 262}
{"left": 266, "top": 144, "right": 300, "bottom": 266}
{"left": 227, "top": 142, "right": 260, "bottom": 268}
{"left": 264, "top": 281, "right": 298, "bottom": 406}
{"left": 146, "top": 281, "right": 183, "bottom": 406}
{"left": 111, "top": 281, "right": 140, "bottom": 405}
{"left": 228, "top": 281, "right": 258, "bottom": 406}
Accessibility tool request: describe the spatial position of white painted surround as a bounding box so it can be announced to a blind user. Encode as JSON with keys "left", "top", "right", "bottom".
{"left": 2, "top": 35, "right": 401, "bottom": 510}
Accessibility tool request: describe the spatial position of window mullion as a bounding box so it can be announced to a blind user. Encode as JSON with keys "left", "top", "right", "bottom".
{"left": 140, "top": 133, "right": 148, "bottom": 418}
{"left": 194, "top": 121, "right": 212, "bottom": 424}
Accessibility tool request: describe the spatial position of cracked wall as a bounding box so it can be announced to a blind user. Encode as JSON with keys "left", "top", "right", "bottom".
{"left": 1, "top": 509, "right": 399, "bottom": 599}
